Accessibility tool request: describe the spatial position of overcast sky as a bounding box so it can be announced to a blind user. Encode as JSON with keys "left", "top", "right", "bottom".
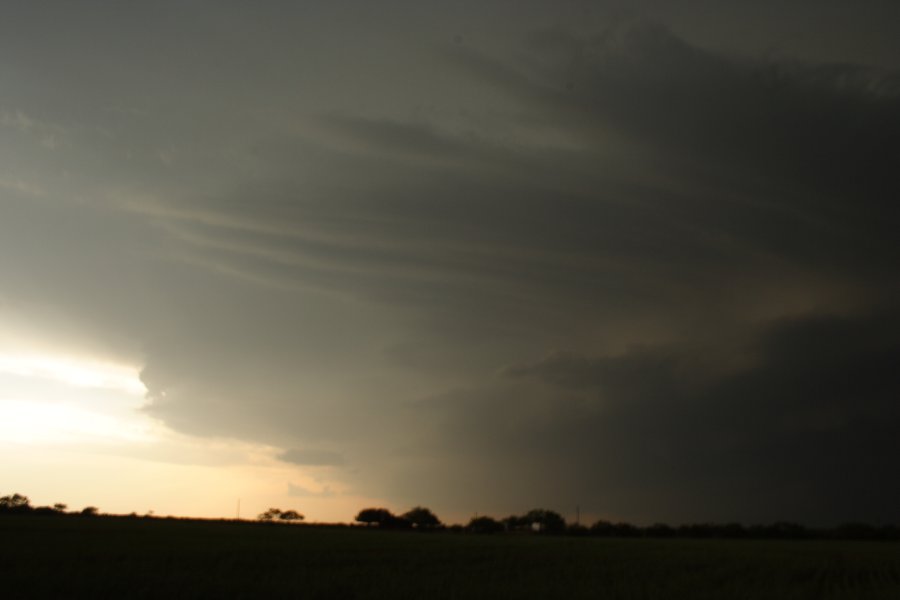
{"left": 1, "top": 0, "right": 898, "bottom": 525}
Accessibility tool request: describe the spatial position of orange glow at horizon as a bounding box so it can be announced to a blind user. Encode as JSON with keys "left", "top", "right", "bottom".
{"left": 0, "top": 349, "right": 374, "bottom": 523}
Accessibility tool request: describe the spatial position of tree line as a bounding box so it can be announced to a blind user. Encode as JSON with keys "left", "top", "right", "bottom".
{"left": 0, "top": 493, "right": 98, "bottom": 517}
{"left": 337, "top": 504, "right": 900, "bottom": 540}
{"left": 4, "top": 493, "right": 900, "bottom": 540}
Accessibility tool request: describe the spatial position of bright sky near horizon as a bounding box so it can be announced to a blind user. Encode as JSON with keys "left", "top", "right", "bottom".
{"left": 0, "top": 344, "right": 373, "bottom": 522}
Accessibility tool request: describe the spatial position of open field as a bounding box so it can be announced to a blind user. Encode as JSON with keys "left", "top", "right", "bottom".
{"left": 2, "top": 516, "right": 899, "bottom": 599}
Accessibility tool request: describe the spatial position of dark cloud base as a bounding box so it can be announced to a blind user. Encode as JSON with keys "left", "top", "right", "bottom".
{"left": 494, "top": 311, "right": 900, "bottom": 524}
{"left": 137, "top": 19, "right": 900, "bottom": 525}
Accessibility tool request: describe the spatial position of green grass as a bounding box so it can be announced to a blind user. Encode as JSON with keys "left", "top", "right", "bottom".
{"left": 2, "top": 516, "right": 899, "bottom": 599}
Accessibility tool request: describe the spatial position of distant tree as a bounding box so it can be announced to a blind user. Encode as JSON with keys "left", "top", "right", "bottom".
{"left": 678, "top": 523, "right": 716, "bottom": 538}
{"left": 278, "top": 510, "right": 304, "bottom": 522}
{"left": 80, "top": 506, "right": 99, "bottom": 517}
{"left": 590, "top": 520, "right": 614, "bottom": 536}
{"left": 743, "top": 521, "right": 809, "bottom": 539}
{"left": 765, "top": 522, "right": 808, "bottom": 539}
{"left": 645, "top": 523, "right": 674, "bottom": 538}
{"left": 385, "top": 515, "right": 412, "bottom": 529}
{"left": 402, "top": 506, "right": 441, "bottom": 529}
{"left": 611, "top": 522, "right": 640, "bottom": 537}
{"left": 467, "top": 516, "right": 504, "bottom": 534}
{"left": 53, "top": 503, "right": 68, "bottom": 513}
{"left": 718, "top": 523, "right": 747, "bottom": 538}
{"left": 522, "top": 509, "right": 566, "bottom": 533}
{"left": 258, "top": 508, "right": 283, "bottom": 521}
{"left": 590, "top": 520, "right": 640, "bottom": 537}
{"left": 567, "top": 523, "right": 590, "bottom": 536}
{"left": 355, "top": 508, "right": 395, "bottom": 527}
{"left": 0, "top": 493, "right": 32, "bottom": 514}
{"left": 502, "top": 515, "right": 528, "bottom": 531}
{"left": 835, "top": 523, "right": 878, "bottom": 540}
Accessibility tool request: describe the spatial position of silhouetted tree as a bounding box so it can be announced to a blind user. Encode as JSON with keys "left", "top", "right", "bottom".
{"left": 678, "top": 523, "right": 717, "bottom": 538}
{"left": 567, "top": 523, "right": 590, "bottom": 536}
{"left": 591, "top": 520, "right": 641, "bottom": 537}
{"left": 522, "top": 509, "right": 566, "bottom": 533}
{"left": 355, "top": 508, "right": 395, "bottom": 527}
{"left": 743, "top": 521, "right": 809, "bottom": 539}
{"left": 278, "top": 510, "right": 304, "bottom": 522}
{"left": 258, "top": 508, "right": 283, "bottom": 521}
{"left": 645, "top": 523, "right": 674, "bottom": 538}
{"left": 835, "top": 523, "right": 879, "bottom": 540}
{"left": 590, "top": 520, "right": 614, "bottom": 536}
{"left": 502, "top": 514, "right": 528, "bottom": 531}
{"left": 80, "top": 506, "right": 99, "bottom": 517}
{"left": 718, "top": 523, "right": 747, "bottom": 538}
{"left": 0, "top": 493, "right": 32, "bottom": 514}
{"left": 765, "top": 522, "right": 809, "bottom": 539}
{"left": 611, "top": 522, "right": 641, "bottom": 537}
{"left": 467, "top": 516, "right": 504, "bottom": 533}
{"left": 402, "top": 506, "right": 441, "bottom": 529}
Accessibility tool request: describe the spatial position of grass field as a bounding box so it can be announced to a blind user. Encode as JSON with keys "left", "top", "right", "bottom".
{"left": 2, "top": 516, "right": 899, "bottom": 599}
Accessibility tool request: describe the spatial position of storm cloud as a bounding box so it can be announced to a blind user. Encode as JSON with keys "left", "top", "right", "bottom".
{"left": 1, "top": 0, "right": 898, "bottom": 524}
